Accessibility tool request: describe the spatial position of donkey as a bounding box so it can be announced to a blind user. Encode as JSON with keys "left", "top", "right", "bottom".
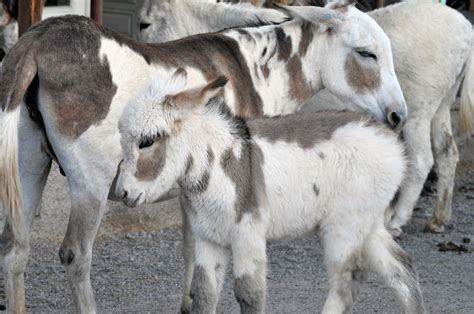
{"left": 0, "top": 3, "right": 406, "bottom": 312}
{"left": 116, "top": 74, "right": 424, "bottom": 314}
{"left": 139, "top": 0, "right": 474, "bottom": 235}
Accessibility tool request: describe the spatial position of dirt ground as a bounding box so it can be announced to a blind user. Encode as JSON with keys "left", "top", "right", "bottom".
{"left": 1, "top": 103, "right": 473, "bottom": 313}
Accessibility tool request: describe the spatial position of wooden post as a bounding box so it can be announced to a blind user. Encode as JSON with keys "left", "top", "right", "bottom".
{"left": 18, "top": 0, "right": 43, "bottom": 37}
{"left": 91, "top": 0, "right": 103, "bottom": 24}
{"left": 375, "top": 0, "right": 385, "bottom": 9}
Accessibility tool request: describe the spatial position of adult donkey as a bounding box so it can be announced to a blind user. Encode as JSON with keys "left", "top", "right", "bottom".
{"left": 0, "top": 3, "right": 406, "bottom": 313}
{"left": 140, "top": 0, "right": 474, "bottom": 235}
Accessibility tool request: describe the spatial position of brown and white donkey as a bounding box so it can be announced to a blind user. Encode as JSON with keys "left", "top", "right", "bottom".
{"left": 0, "top": 3, "right": 405, "bottom": 313}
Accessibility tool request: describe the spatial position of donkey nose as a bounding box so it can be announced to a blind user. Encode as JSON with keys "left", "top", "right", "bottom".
{"left": 139, "top": 22, "right": 151, "bottom": 31}
{"left": 386, "top": 108, "right": 406, "bottom": 132}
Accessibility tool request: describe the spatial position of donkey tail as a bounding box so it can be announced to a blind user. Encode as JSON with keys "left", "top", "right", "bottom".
{"left": 365, "top": 228, "right": 425, "bottom": 314}
{"left": 0, "top": 107, "right": 27, "bottom": 242}
{"left": 0, "top": 34, "right": 38, "bottom": 244}
{"left": 459, "top": 42, "right": 474, "bottom": 137}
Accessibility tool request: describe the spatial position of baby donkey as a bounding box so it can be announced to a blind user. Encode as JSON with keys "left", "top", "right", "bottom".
{"left": 116, "top": 75, "right": 424, "bottom": 313}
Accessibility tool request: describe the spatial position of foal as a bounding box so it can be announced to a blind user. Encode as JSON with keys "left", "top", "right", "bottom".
{"left": 116, "top": 76, "right": 425, "bottom": 313}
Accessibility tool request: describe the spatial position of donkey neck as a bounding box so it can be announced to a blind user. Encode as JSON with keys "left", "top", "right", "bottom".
{"left": 178, "top": 102, "right": 250, "bottom": 191}
{"left": 223, "top": 20, "right": 325, "bottom": 115}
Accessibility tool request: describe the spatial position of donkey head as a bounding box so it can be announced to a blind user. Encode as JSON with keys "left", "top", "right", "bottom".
{"left": 283, "top": 1, "right": 406, "bottom": 130}
{"left": 116, "top": 73, "right": 227, "bottom": 207}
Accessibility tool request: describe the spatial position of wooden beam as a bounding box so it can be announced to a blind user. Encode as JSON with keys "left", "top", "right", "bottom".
{"left": 18, "top": 0, "right": 43, "bottom": 37}
{"left": 91, "top": 0, "right": 103, "bottom": 24}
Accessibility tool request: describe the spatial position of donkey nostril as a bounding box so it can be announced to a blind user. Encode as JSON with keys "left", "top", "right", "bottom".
{"left": 120, "top": 190, "right": 128, "bottom": 200}
{"left": 388, "top": 111, "right": 402, "bottom": 129}
{"left": 139, "top": 22, "right": 151, "bottom": 31}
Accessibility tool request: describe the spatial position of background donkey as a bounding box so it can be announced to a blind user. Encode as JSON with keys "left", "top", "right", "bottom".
{"left": 0, "top": 3, "right": 406, "bottom": 312}
{"left": 139, "top": 0, "right": 474, "bottom": 235}
{"left": 116, "top": 74, "right": 424, "bottom": 314}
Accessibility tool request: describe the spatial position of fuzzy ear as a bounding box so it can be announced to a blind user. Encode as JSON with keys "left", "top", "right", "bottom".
{"left": 273, "top": 4, "right": 345, "bottom": 29}
{"left": 164, "top": 76, "right": 228, "bottom": 112}
{"left": 325, "top": 0, "right": 357, "bottom": 12}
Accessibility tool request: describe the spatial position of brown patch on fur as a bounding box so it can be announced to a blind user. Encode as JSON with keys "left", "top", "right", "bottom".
{"left": 248, "top": 111, "right": 375, "bottom": 149}
{"left": 298, "top": 21, "right": 314, "bottom": 57}
{"left": 275, "top": 27, "right": 292, "bottom": 61}
{"left": 261, "top": 64, "right": 270, "bottom": 79}
{"left": 287, "top": 55, "right": 313, "bottom": 103}
{"left": 345, "top": 54, "right": 381, "bottom": 94}
{"left": 135, "top": 138, "right": 167, "bottom": 181}
{"left": 221, "top": 143, "right": 266, "bottom": 222}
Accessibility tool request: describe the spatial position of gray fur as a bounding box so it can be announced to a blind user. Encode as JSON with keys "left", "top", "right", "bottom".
{"left": 247, "top": 111, "right": 376, "bottom": 149}
{"left": 234, "top": 274, "right": 266, "bottom": 314}
{"left": 220, "top": 142, "right": 266, "bottom": 222}
{"left": 190, "top": 265, "right": 217, "bottom": 313}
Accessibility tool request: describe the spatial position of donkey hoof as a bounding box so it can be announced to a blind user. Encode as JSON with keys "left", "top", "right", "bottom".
{"left": 59, "top": 247, "right": 75, "bottom": 265}
{"left": 180, "top": 296, "right": 192, "bottom": 314}
{"left": 424, "top": 220, "right": 445, "bottom": 233}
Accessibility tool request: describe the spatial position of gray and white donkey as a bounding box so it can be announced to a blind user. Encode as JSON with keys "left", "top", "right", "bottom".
{"left": 116, "top": 73, "right": 424, "bottom": 313}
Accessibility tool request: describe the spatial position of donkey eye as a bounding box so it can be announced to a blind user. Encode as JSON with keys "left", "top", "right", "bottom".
{"left": 357, "top": 50, "right": 377, "bottom": 61}
{"left": 138, "top": 139, "right": 154, "bottom": 149}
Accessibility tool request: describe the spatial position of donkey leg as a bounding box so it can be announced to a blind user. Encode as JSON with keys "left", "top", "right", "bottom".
{"left": 232, "top": 235, "right": 267, "bottom": 314}
{"left": 388, "top": 118, "right": 434, "bottom": 235}
{"left": 365, "top": 227, "right": 425, "bottom": 313}
{"left": 425, "top": 85, "right": 460, "bottom": 233}
{"left": 179, "top": 195, "right": 195, "bottom": 314}
{"left": 190, "top": 238, "right": 229, "bottom": 314}
{"left": 59, "top": 188, "right": 108, "bottom": 313}
{"left": 321, "top": 229, "right": 365, "bottom": 314}
{"left": 1, "top": 107, "right": 52, "bottom": 313}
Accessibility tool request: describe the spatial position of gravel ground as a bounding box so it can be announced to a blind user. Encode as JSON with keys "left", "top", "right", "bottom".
{"left": 10, "top": 138, "right": 473, "bottom": 313}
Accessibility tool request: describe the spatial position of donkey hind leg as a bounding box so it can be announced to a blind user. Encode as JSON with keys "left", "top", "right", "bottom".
{"left": 365, "top": 228, "right": 425, "bottom": 314}
{"left": 190, "top": 238, "right": 230, "bottom": 314}
{"left": 179, "top": 195, "right": 195, "bottom": 314}
{"left": 425, "top": 82, "right": 461, "bottom": 233}
{"left": 1, "top": 107, "right": 52, "bottom": 313}
{"left": 232, "top": 235, "right": 267, "bottom": 314}
{"left": 321, "top": 230, "right": 367, "bottom": 314}
{"left": 59, "top": 187, "right": 108, "bottom": 313}
{"left": 388, "top": 118, "right": 434, "bottom": 235}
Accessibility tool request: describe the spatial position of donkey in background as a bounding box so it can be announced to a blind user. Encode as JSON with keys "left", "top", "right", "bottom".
{"left": 0, "top": 3, "right": 406, "bottom": 312}
{"left": 139, "top": 0, "right": 474, "bottom": 235}
{"left": 116, "top": 74, "right": 424, "bottom": 313}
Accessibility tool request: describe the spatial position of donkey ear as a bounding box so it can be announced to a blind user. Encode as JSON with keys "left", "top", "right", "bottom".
{"left": 325, "top": 0, "right": 357, "bottom": 12}
{"left": 273, "top": 4, "right": 345, "bottom": 28}
{"left": 165, "top": 76, "right": 228, "bottom": 112}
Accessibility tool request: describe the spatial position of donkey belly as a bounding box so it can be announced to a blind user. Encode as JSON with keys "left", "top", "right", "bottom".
{"left": 259, "top": 142, "right": 324, "bottom": 239}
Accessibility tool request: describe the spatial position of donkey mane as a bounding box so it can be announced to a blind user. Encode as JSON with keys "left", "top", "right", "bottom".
{"left": 204, "top": 97, "right": 251, "bottom": 141}
{"left": 218, "top": 15, "right": 292, "bottom": 32}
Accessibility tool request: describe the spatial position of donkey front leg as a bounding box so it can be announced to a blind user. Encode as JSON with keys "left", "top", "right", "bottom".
{"left": 232, "top": 235, "right": 267, "bottom": 314}
{"left": 59, "top": 190, "right": 108, "bottom": 313}
{"left": 1, "top": 107, "right": 52, "bottom": 313}
{"left": 190, "top": 238, "right": 230, "bottom": 314}
{"left": 179, "top": 195, "right": 196, "bottom": 314}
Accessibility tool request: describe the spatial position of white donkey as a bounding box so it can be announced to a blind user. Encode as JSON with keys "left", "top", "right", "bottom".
{"left": 139, "top": 0, "right": 474, "bottom": 234}
{"left": 0, "top": 3, "right": 406, "bottom": 312}
{"left": 116, "top": 74, "right": 424, "bottom": 314}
